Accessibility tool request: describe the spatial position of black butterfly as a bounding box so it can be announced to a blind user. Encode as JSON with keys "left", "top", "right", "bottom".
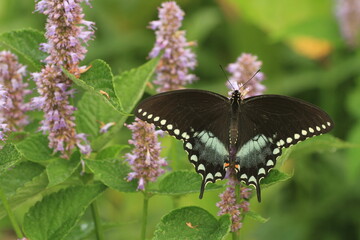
{"left": 134, "top": 89, "right": 334, "bottom": 202}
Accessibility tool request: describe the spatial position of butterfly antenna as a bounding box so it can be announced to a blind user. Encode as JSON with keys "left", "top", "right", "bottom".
{"left": 219, "top": 64, "right": 235, "bottom": 90}
{"left": 243, "top": 69, "right": 261, "bottom": 88}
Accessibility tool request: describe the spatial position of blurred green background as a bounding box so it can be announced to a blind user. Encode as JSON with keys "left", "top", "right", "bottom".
{"left": 1, "top": 0, "right": 360, "bottom": 239}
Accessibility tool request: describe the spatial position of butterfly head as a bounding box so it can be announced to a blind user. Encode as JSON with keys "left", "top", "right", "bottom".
{"left": 231, "top": 90, "right": 242, "bottom": 103}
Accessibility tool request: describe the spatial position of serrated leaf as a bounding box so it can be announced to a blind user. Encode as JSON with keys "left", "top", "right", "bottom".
{"left": 0, "top": 29, "right": 46, "bottom": 70}
{"left": 153, "top": 206, "right": 230, "bottom": 240}
{"left": 23, "top": 183, "right": 106, "bottom": 240}
{"left": 75, "top": 92, "right": 123, "bottom": 141}
{"left": 65, "top": 59, "right": 120, "bottom": 111}
{"left": 113, "top": 57, "right": 159, "bottom": 113}
{"left": 86, "top": 159, "right": 137, "bottom": 192}
{"left": 47, "top": 151, "right": 81, "bottom": 187}
{"left": 261, "top": 169, "right": 291, "bottom": 189}
{"left": 246, "top": 211, "right": 269, "bottom": 223}
{"left": 16, "top": 134, "right": 54, "bottom": 162}
{"left": 0, "top": 144, "right": 22, "bottom": 175}
{"left": 290, "top": 135, "right": 355, "bottom": 156}
{"left": 96, "top": 145, "right": 129, "bottom": 160}
{"left": 150, "top": 171, "right": 223, "bottom": 196}
{"left": 0, "top": 162, "right": 48, "bottom": 219}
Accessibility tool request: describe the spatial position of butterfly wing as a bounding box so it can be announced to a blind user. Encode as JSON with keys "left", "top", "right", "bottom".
{"left": 237, "top": 94, "right": 334, "bottom": 202}
{"left": 134, "top": 89, "right": 231, "bottom": 198}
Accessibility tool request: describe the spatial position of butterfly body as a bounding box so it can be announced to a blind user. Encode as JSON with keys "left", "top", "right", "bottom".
{"left": 134, "top": 89, "right": 333, "bottom": 202}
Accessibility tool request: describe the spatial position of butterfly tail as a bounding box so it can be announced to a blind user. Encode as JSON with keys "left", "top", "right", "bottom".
{"left": 199, "top": 179, "right": 206, "bottom": 199}
{"left": 255, "top": 183, "right": 261, "bottom": 202}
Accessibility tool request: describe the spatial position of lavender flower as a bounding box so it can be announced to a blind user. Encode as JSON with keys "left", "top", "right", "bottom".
{"left": 33, "top": 0, "right": 94, "bottom": 158}
{"left": 0, "top": 51, "right": 30, "bottom": 131}
{"left": 0, "top": 85, "right": 9, "bottom": 141}
{"left": 149, "top": 1, "right": 197, "bottom": 92}
{"left": 335, "top": 0, "right": 360, "bottom": 48}
{"left": 216, "top": 172, "right": 251, "bottom": 232}
{"left": 227, "top": 53, "right": 265, "bottom": 97}
{"left": 124, "top": 118, "right": 167, "bottom": 190}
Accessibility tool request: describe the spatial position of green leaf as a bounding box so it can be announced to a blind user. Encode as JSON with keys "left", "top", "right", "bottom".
{"left": 113, "top": 56, "right": 159, "bottom": 113}
{"left": 153, "top": 206, "right": 230, "bottom": 240}
{"left": 0, "top": 29, "right": 46, "bottom": 70}
{"left": 23, "top": 183, "right": 107, "bottom": 240}
{"left": 0, "top": 162, "right": 48, "bottom": 219}
{"left": 96, "top": 145, "right": 129, "bottom": 160}
{"left": 290, "top": 135, "right": 355, "bottom": 156}
{"left": 261, "top": 169, "right": 291, "bottom": 189}
{"left": 86, "top": 159, "right": 138, "bottom": 192}
{"left": 150, "top": 171, "right": 223, "bottom": 196}
{"left": 75, "top": 92, "right": 123, "bottom": 141}
{"left": 46, "top": 151, "right": 81, "bottom": 187}
{"left": 0, "top": 144, "right": 22, "bottom": 175}
{"left": 246, "top": 211, "right": 269, "bottom": 223}
{"left": 66, "top": 59, "right": 120, "bottom": 111}
{"left": 16, "top": 134, "right": 53, "bottom": 162}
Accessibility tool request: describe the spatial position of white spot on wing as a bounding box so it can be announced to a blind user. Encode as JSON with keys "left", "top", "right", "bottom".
{"left": 302, "top": 130, "right": 307, "bottom": 135}
{"left": 174, "top": 129, "right": 180, "bottom": 135}
{"left": 258, "top": 168, "right": 266, "bottom": 175}
{"left": 160, "top": 120, "right": 166, "bottom": 125}
{"left": 205, "top": 173, "right": 214, "bottom": 181}
{"left": 215, "top": 172, "right": 222, "bottom": 178}
{"left": 286, "top": 137, "right": 292, "bottom": 143}
{"left": 190, "top": 155, "right": 198, "bottom": 162}
{"left": 197, "top": 164, "right": 205, "bottom": 172}
{"left": 167, "top": 124, "right": 173, "bottom": 130}
{"left": 266, "top": 159, "right": 274, "bottom": 166}
{"left": 309, "top": 127, "right": 314, "bottom": 133}
{"left": 154, "top": 116, "right": 160, "bottom": 122}
{"left": 273, "top": 148, "right": 280, "bottom": 155}
{"left": 249, "top": 176, "right": 256, "bottom": 183}
{"left": 240, "top": 174, "right": 248, "bottom": 179}
{"left": 138, "top": 108, "right": 142, "bottom": 113}
{"left": 186, "top": 142, "right": 192, "bottom": 150}
{"left": 294, "top": 134, "right": 300, "bottom": 139}
{"left": 147, "top": 114, "right": 153, "bottom": 119}
{"left": 316, "top": 126, "right": 321, "bottom": 131}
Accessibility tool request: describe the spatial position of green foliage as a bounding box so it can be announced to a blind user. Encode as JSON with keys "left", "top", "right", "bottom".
{"left": 0, "top": 1, "right": 358, "bottom": 240}
{"left": 153, "top": 170, "right": 223, "bottom": 196}
{"left": 86, "top": 159, "right": 138, "bottom": 192}
{"left": 153, "top": 206, "right": 230, "bottom": 240}
{"left": 113, "top": 56, "right": 159, "bottom": 113}
{"left": 23, "top": 183, "right": 106, "bottom": 240}
{"left": 46, "top": 151, "right": 81, "bottom": 187}
{"left": 0, "top": 144, "right": 22, "bottom": 174}
{"left": 0, "top": 29, "right": 46, "bottom": 70}
{"left": 16, "top": 134, "right": 54, "bottom": 162}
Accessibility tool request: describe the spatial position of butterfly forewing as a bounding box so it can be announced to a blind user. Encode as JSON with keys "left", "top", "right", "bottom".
{"left": 135, "top": 89, "right": 231, "bottom": 197}
{"left": 235, "top": 94, "right": 334, "bottom": 201}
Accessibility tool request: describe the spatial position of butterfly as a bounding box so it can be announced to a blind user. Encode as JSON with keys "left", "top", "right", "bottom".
{"left": 134, "top": 89, "right": 334, "bottom": 202}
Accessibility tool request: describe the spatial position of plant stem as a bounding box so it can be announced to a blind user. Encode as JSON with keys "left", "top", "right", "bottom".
{"left": 91, "top": 201, "right": 104, "bottom": 240}
{"left": 232, "top": 182, "right": 241, "bottom": 240}
{"left": 141, "top": 192, "right": 150, "bottom": 240}
{"left": 0, "top": 187, "right": 23, "bottom": 239}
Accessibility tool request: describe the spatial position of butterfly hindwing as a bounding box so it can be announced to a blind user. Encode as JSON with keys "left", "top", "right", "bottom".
{"left": 235, "top": 94, "right": 334, "bottom": 201}
{"left": 135, "top": 89, "right": 231, "bottom": 197}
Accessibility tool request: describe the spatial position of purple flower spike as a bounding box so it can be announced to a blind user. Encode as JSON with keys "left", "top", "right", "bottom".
{"left": 124, "top": 118, "right": 167, "bottom": 190}
{"left": 336, "top": 0, "right": 360, "bottom": 48}
{"left": 0, "top": 51, "right": 30, "bottom": 132}
{"left": 216, "top": 171, "right": 251, "bottom": 232}
{"left": 149, "top": 1, "right": 197, "bottom": 92}
{"left": 33, "top": 0, "right": 94, "bottom": 158}
{"left": 227, "top": 53, "right": 265, "bottom": 97}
